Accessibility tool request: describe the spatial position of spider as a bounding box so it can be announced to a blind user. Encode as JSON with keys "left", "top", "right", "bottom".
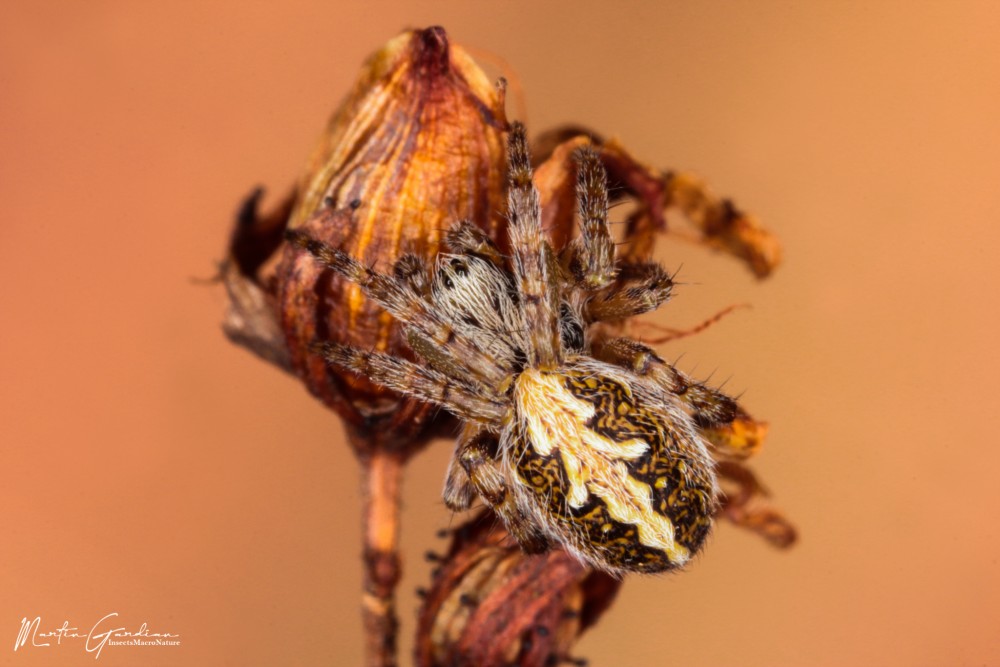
{"left": 286, "top": 122, "right": 744, "bottom": 575}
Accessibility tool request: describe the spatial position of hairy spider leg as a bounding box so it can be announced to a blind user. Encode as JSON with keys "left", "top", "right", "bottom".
{"left": 563, "top": 147, "right": 617, "bottom": 290}
{"left": 593, "top": 337, "right": 739, "bottom": 429}
{"left": 528, "top": 129, "right": 779, "bottom": 277}
{"left": 442, "top": 432, "right": 477, "bottom": 511}
{"left": 506, "top": 122, "right": 562, "bottom": 368}
{"left": 285, "top": 230, "right": 508, "bottom": 386}
{"left": 628, "top": 303, "right": 747, "bottom": 344}
{"left": 596, "top": 337, "right": 768, "bottom": 460}
{"left": 443, "top": 425, "right": 550, "bottom": 553}
{"left": 552, "top": 150, "right": 676, "bottom": 328}
{"left": 583, "top": 262, "right": 675, "bottom": 324}
{"left": 316, "top": 343, "right": 505, "bottom": 424}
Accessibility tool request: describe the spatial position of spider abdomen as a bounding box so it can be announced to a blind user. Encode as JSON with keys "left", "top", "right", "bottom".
{"left": 506, "top": 362, "right": 717, "bottom": 574}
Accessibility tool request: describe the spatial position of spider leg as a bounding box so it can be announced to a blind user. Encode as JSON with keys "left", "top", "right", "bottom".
{"left": 593, "top": 337, "right": 768, "bottom": 459}
{"left": 316, "top": 342, "right": 505, "bottom": 424}
{"left": 286, "top": 231, "right": 507, "bottom": 385}
{"left": 445, "top": 425, "right": 550, "bottom": 554}
{"left": 562, "top": 147, "right": 616, "bottom": 290}
{"left": 506, "top": 122, "right": 562, "bottom": 367}
{"left": 628, "top": 303, "right": 747, "bottom": 344}
{"left": 443, "top": 425, "right": 481, "bottom": 512}
{"left": 593, "top": 337, "right": 737, "bottom": 428}
{"left": 404, "top": 328, "right": 476, "bottom": 381}
{"left": 443, "top": 461, "right": 475, "bottom": 512}
{"left": 584, "top": 262, "right": 675, "bottom": 324}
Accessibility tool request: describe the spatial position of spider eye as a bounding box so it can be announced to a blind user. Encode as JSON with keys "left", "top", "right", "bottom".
{"left": 435, "top": 266, "right": 455, "bottom": 289}
{"left": 449, "top": 257, "right": 469, "bottom": 276}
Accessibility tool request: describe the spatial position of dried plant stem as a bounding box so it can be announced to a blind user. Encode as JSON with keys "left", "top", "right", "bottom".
{"left": 359, "top": 449, "right": 404, "bottom": 667}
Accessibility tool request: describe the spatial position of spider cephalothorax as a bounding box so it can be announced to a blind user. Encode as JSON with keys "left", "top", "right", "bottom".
{"left": 287, "top": 122, "right": 742, "bottom": 574}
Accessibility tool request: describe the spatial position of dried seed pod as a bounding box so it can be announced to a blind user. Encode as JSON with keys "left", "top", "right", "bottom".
{"left": 276, "top": 26, "right": 508, "bottom": 452}
{"left": 416, "top": 511, "right": 620, "bottom": 667}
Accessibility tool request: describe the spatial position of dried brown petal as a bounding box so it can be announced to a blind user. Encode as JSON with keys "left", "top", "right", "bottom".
{"left": 716, "top": 461, "right": 798, "bottom": 549}
{"left": 416, "top": 511, "right": 620, "bottom": 667}
{"left": 667, "top": 171, "right": 782, "bottom": 278}
{"left": 702, "top": 411, "right": 770, "bottom": 461}
{"left": 221, "top": 187, "right": 297, "bottom": 373}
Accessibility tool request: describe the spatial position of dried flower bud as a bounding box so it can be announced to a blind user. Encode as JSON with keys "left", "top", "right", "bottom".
{"left": 277, "top": 27, "right": 508, "bottom": 451}
{"left": 416, "top": 511, "right": 620, "bottom": 667}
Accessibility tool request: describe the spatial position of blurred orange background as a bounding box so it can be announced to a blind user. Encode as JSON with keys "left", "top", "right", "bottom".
{"left": 2, "top": 2, "right": 999, "bottom": 665}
